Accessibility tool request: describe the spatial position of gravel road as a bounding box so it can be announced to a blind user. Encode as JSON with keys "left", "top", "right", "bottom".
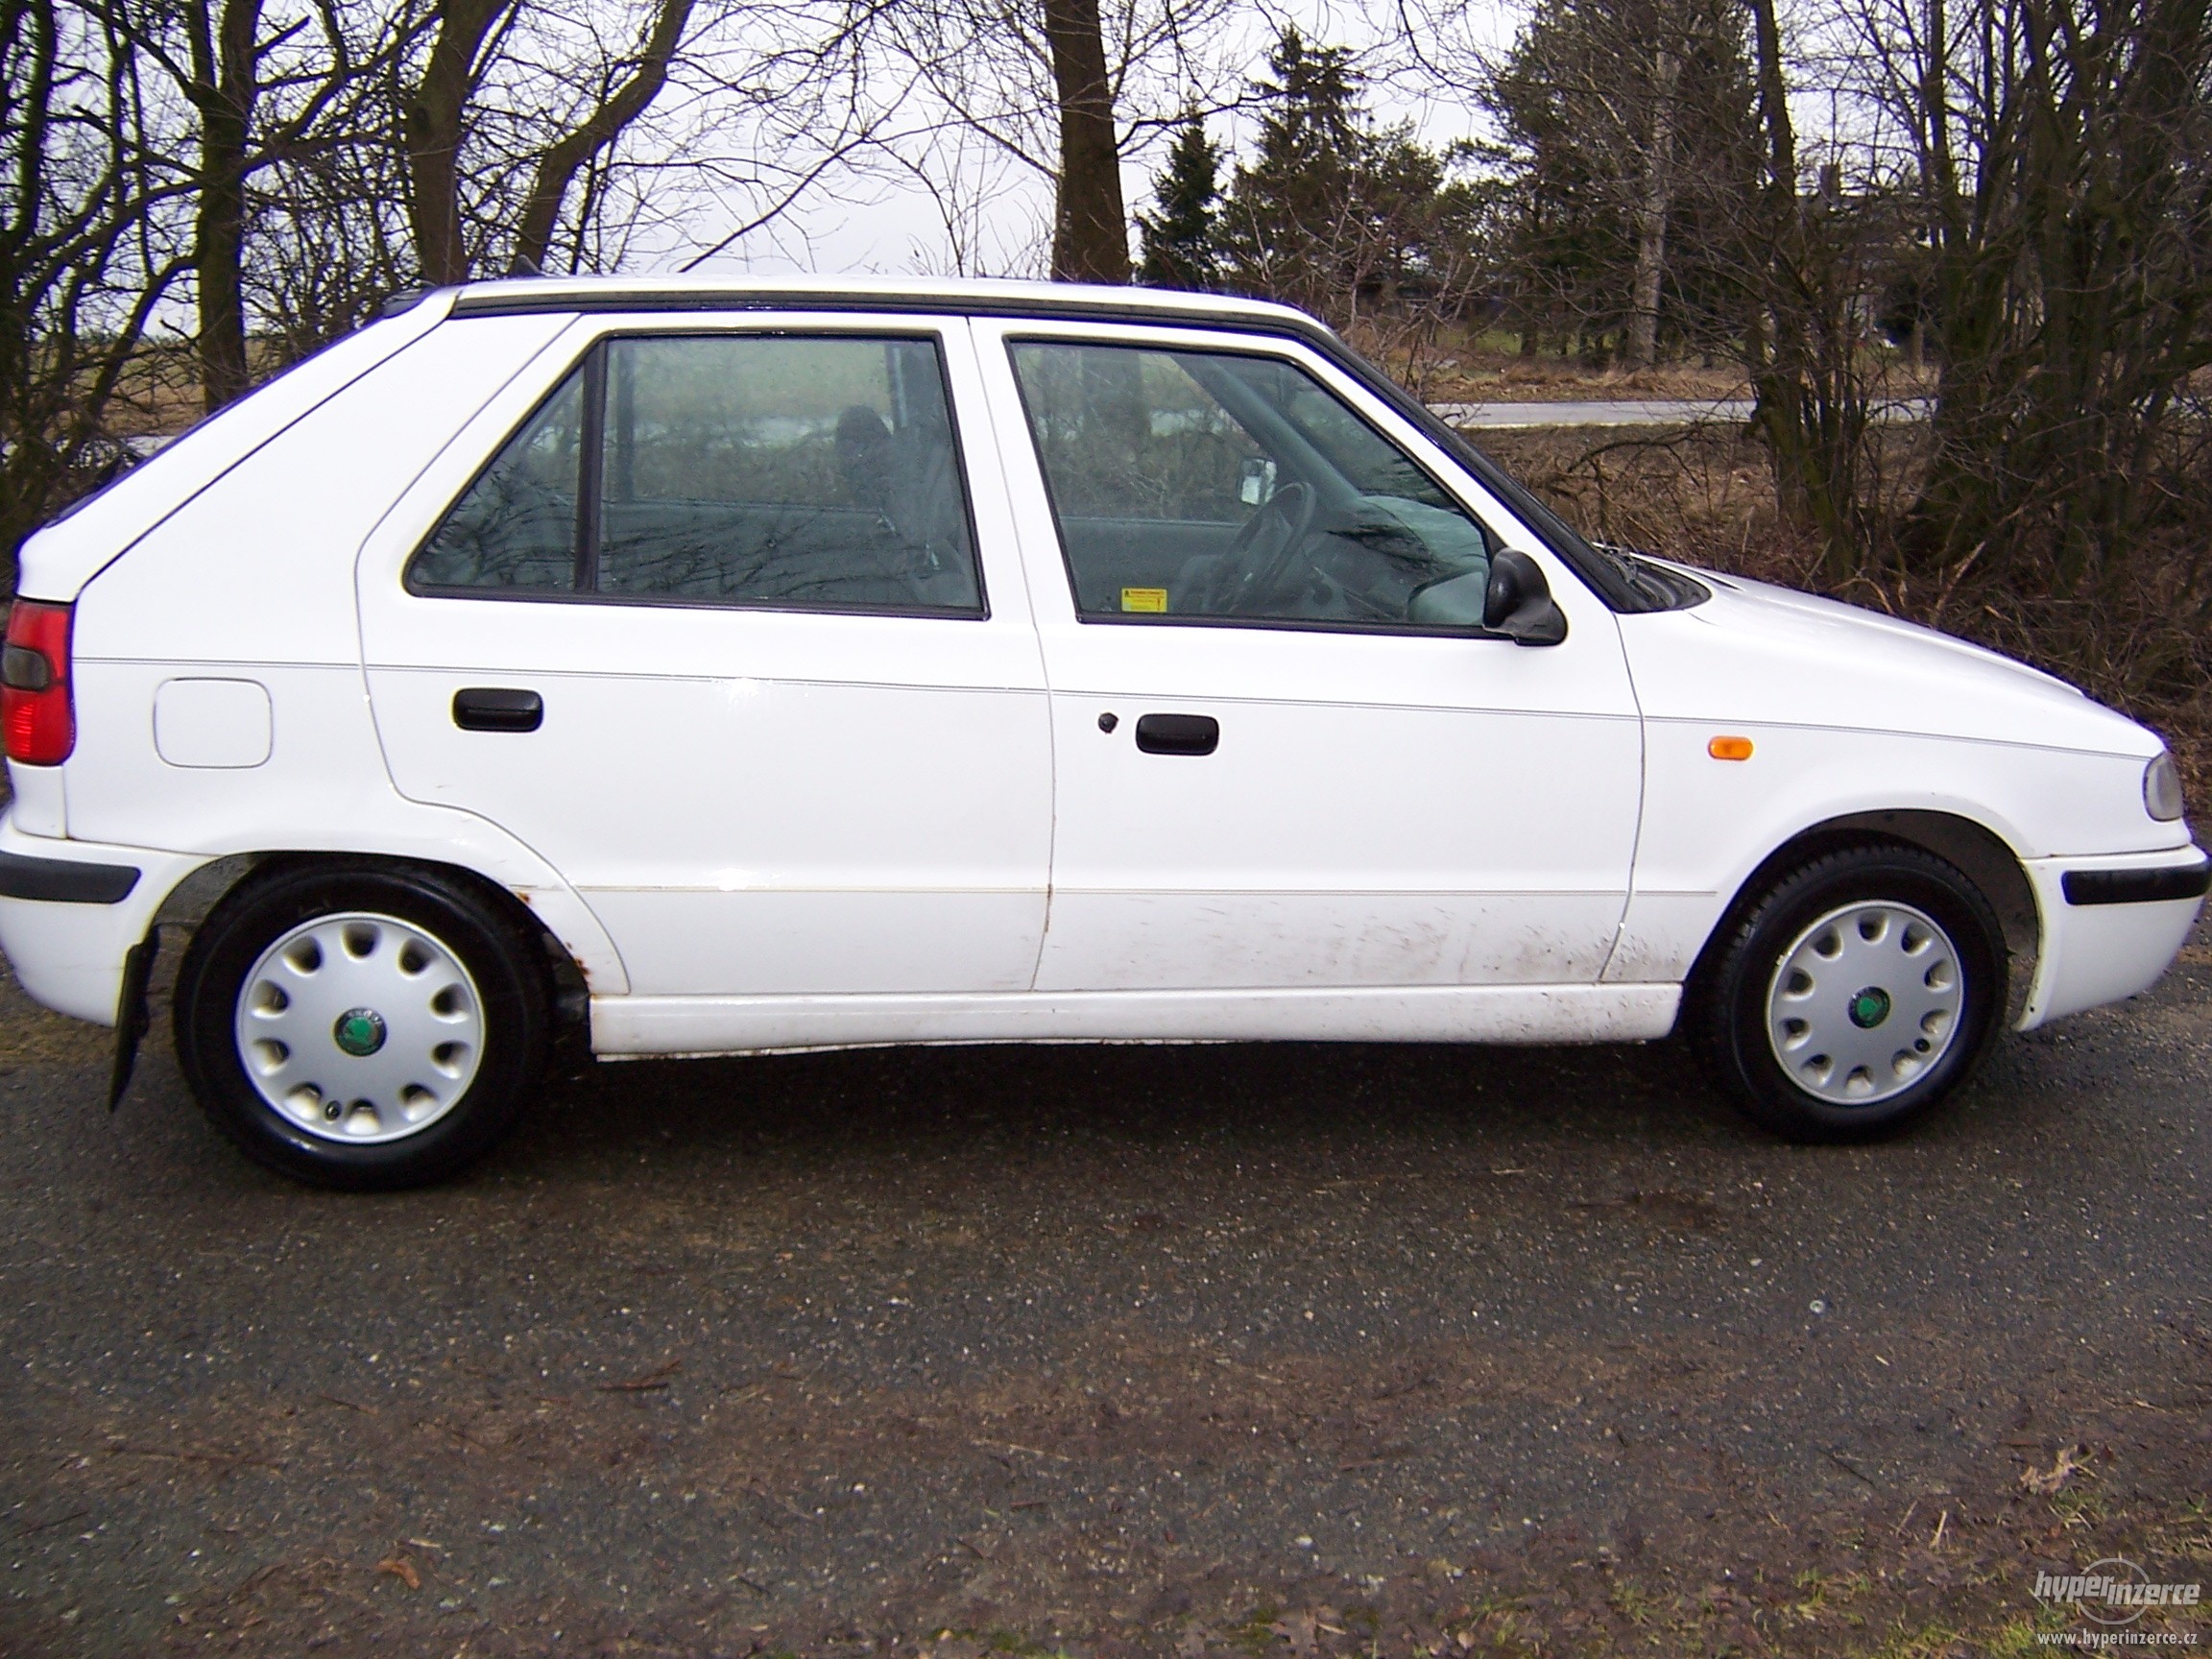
{"left": 2, "top": 912, "right": 2207, "bottom": 1657}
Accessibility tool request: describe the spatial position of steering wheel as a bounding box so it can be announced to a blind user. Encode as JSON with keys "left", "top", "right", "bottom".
{"left": 1197, "top": 481, "right": 1316, "bottom": 615}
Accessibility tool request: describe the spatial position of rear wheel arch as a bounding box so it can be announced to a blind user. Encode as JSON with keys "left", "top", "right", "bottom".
{"left": 170, "top": 856, "right": 573, "bottom": 1187}
{"left": 158, "top": 851, "right": 589, "bottom": 1027}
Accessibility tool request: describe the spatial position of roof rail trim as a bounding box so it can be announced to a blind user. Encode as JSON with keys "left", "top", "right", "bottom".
{"left": 449, "top": 286, "right": 1301, "bottom": 327}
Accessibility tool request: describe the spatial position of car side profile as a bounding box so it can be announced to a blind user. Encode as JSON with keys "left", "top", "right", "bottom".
{"left": 0, "top": 276, "right": 2202, "bottom": 1188}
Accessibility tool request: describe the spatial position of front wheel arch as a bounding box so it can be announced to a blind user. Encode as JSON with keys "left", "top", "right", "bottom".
{"left": 1686, "top": 811, "right": 2038, "bottom": 1025}
{"left": 1684, "top": 839, "right": 2011, "bottom": 1140}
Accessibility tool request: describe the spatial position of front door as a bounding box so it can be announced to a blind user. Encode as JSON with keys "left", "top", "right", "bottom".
{"left": 977, "top": 324, "right": 1643, "bottom": 996}
{"left": 358, "top": 319, "right": 1052, "bottom": 1003}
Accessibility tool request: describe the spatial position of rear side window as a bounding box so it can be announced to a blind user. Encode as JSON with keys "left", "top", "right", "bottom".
{"left": 410, "top": 334, "right": 983, "bottom": 616}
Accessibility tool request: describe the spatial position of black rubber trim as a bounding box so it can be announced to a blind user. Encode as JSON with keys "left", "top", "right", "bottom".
{"left": 452, "top": 286, "right": 1315, "bottom": 325}
{"left": 2061, "top": 857, "right": 2211, "bottom": 906}
{"left": 377, "top": 286, "right": 435, "bottom": 319}
{"left": 108, "top": 927, "right": 159, "bottom": 1110}
{"left": 440, "top": 287, "right": 1651, "bottom": 613}
{"left": 0, "top": 851, "right": 141, "bottom": 904}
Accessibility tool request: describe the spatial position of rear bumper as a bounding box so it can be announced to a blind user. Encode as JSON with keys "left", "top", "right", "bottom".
{"left": 2020, "top": 846, "right": 2208, "bottom": 1029}
{"left": 0, "top": 814, "right": 208, "bottom": 1025}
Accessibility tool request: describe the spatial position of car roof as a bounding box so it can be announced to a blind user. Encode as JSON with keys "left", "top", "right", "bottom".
{"left": 432, "top": 273, "right": 1330, "bottom": 335}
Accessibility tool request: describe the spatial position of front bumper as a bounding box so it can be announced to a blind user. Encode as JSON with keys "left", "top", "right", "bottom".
{"left": 0, "top": 813, "right": 209, "bottom": 1025}
{"left": 2020, "top": 847, "right": 2209, "bottom": 1028}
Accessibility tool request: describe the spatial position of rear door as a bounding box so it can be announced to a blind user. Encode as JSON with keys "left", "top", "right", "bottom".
{"left": 356, "top": 314, "right": 1052, "bottom": 1000}
{"left": 975, "top": 320, "right": 1644, "bottom": 996}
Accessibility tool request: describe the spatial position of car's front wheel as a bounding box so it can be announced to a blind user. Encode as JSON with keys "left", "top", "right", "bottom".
{"left": 174, "top": 864, "right": 552, "bottom": 1189}
{"left": 1691, "top": 843, "right": 2008, "bottom": 1141}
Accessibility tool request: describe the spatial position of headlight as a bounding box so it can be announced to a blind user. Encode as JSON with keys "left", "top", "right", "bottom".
{"left": 2144, "top": 752, "right": 2185, "bottom": 822}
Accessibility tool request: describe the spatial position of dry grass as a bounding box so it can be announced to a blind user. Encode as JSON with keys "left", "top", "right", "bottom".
{"left": 1345, "top": 323, "right": 1941, "bottom": 406}
{"left": 1418, "top": 352, "right": 1756, "bottom": 404}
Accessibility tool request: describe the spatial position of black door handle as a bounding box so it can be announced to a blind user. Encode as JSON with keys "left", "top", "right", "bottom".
{"left": 1134, "top": 712, "right": 1218, "bottom": 756}
{"left": 452, "top": 687, "right": 543, "bottom": 733}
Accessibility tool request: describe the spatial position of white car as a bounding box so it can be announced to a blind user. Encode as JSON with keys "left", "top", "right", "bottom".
{"left": 1, "top": 276, "right": 2201, "bottom": 1187}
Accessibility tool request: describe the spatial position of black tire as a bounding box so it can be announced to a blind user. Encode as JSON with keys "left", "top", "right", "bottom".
{"left": 1689, "top": 842, "right": 2007, "bottom": 1142}
{"left": 174, "top": 863, "right": 552, "bottom": 1190}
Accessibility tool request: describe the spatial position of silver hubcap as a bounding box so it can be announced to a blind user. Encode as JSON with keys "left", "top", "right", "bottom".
{"left": 1766, "top": 901, "right": 1964, "bottom": 1106}
{"left": 233, "top": 912, "right": 484, "bottom": 1144}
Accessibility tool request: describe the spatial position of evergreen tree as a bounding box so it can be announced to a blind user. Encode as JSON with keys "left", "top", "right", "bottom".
{"left": 1137, "top": 116, "right": 1223, "bottom": 290}
{"left": 1480, "top": 0, "right": 1759, "bottom": 361}
{"left": 1215, "top": 26, "right": 1463, "bottom": 322}
{"left": 1224, "top": 26, "right": 1361, "bottom": 286}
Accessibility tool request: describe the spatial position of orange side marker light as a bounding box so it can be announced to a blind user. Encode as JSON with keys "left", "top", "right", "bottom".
{"left": 1708, "top": 735, "right": 1755, "bottom": 761}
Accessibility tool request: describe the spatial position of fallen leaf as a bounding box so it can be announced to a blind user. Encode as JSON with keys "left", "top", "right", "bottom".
{"left": 2020, "top": 1444, "right": 2092, "bottom": 1495}
{"left": 374, "top": 1556, "right": 421, "bottom": 1590}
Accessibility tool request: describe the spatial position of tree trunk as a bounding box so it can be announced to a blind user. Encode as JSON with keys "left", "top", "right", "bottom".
{"left": 1042, "top": 0, "right": 1129, "bottom": 283}
{"left": 405, "top": 0, "right": 512, "bottom": 285}
{"left": 1623, "top": 44, "right": 1678, "bottom": 369}
{"left": 1744, "top": 0, "right": 1835, "bottom": 562}
{"left": 192, "top": 0, "right": 263, "bottom": 413}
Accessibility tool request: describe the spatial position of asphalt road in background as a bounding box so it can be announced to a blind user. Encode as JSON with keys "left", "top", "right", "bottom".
{"left": 2, "top": 912, "right": 2207, "bottom": 1657}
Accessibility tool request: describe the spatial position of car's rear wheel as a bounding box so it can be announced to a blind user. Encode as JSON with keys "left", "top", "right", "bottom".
{"left": 1691, "top": 843, "right": 2007, "bottom": 1141}
{"left": 174, "top": 864, "right": 551, "bottom": 1189}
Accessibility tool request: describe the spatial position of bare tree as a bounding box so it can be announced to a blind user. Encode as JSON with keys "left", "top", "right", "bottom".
{"left": 402, "top": 0, "right": 699, "bottom": 283}
{"left": 1728, "top": 0, "right": 2212, "bottom": 684}
{"left": 2, "top": 0, "right": 194, "bottom": 577}
{"left": 867, "top": 0, "right": 1236, "bottom": 280}
{"left": 1863, "top": 0, "right": 2212, "bottom": 613}
{"left": 113, "top": 0, "right": 419, "bottom": 409}
{"left": 509, "top": 0, "right": 690, "bottom": 273}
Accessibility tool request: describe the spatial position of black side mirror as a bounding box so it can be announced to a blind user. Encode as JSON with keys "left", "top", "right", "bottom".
{"left": 1483, "top": 549, "right": 1568, "bottom": 646}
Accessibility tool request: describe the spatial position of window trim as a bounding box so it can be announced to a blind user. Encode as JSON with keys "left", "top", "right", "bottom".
{"left": 404, "top": 325, "right": 992, "bottom": 622}
{"left": 1003, "top": 333, "right": 1512, "bottom": 640}
{"left": 440, "top": 286, "right": 1652, "bottom": 613}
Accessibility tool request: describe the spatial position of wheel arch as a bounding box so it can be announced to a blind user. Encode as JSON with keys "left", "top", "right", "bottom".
{"left": 1686, "top": 809, "right": 2039, "bottom": 1022}
{"left": 158, "top": 851, "right": 589, "bottom": 1032}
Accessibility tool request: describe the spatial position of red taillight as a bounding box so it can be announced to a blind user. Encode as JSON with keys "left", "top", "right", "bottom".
{"left": 2, "top": 600, "right": 75, "bottom": 766}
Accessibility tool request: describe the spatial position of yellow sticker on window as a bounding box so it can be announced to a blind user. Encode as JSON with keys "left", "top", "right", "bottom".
{"left": 1120, "top": 587, "right": 1168, "bottom": 613}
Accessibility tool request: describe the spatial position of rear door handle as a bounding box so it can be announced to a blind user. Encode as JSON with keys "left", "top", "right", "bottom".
{"left": 452, "top": 687, "right": 543, "bottom": 733}
{"left": 1134, "top": 712, "right": 1219, "bottom": 756}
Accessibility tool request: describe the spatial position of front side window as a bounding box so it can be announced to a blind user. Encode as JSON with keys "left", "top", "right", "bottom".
{"left": 1008, "top": 341, "right": 1497, "bottom": 629}
{"left": 412, "top": 334, "right": 983, "bottom": 615}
